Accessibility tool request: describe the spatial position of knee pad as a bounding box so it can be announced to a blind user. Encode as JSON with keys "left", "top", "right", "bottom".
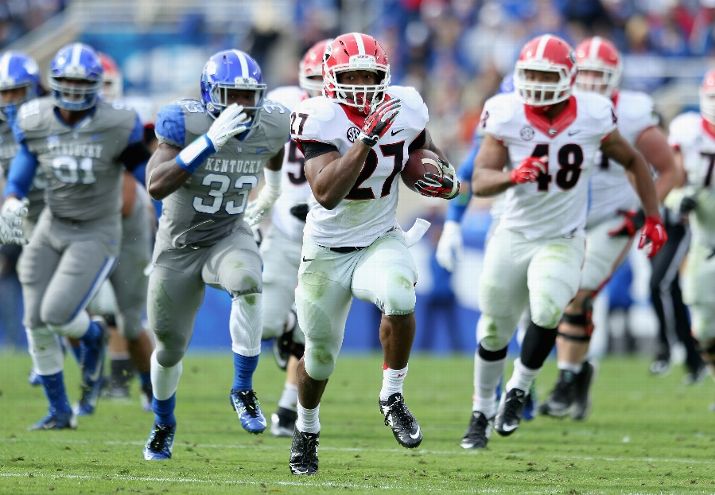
{"left": 224, "top": 271, "right": 262, "bottom": 299}
{"left": 477, "top": 314, "right": 515, "bottom": 351}
{"left": 381, "top": 274, "right": 416, "bottom": 316}
{"left": 230, "top": 294, "right": 262, "bottom": 356}
{"left": 531, "top": 294, "right": 566, "bottom": 329}
{"left": 26, "top": 327, "right": 64, "bottom": 375}
{"left": 304, "top": 342, "right": 337, "bottom": 381}
{"left": 561, "top": 293, "right": 595, "bottom": 339}
{"left": 116, "top": 308, "right": 143, "bottom": 340}
{"left": 46, "top": 311, "right": 90, "bottom": 338}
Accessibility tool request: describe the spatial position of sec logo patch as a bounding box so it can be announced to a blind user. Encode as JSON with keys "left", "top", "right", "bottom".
{"left": 347, "top": 126, "right": 360, "bottom": 143}
{"left": 520, "top": 125, "right": 535, "bottom": 141}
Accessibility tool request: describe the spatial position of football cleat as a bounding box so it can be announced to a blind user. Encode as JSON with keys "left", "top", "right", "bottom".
{"left": 379, "top": 392, "right": 422, "bottom": 448}
{"left": 289, "top": 429, "right": 319, "bottom": 475}
{"left": 649, "top": 353, "right": 670, "bottom": 376}
{"left": 143, "top": 423, "right": 176, "bottom": 460}
{"left": 230, "top": 389, "right": 267, "bottom": 433}
{"left": 495, "top": 388, "right": 527, "bottom": 436}
{"left": 29, "top": 410, "right": 77, "bottom": 431}
{"left": 460, "top": 411, "right": 492, "bottom": 449}
{"left": 523, "top": 385, "right": 537, "bottom": 421}
{"left": 28, "top": 369, "right": 42, "bottom": 387}
{"left": 539, "top": 370, "right": 577, "bottom": 418}
{"left": 571, "top": 362, "right": 595, "bottom": 420}
{"left": 79, "top": 317, "right": 108, "bottom": 392}
{"left": 271, "top": 406, "right": 297, "bottom": 437}
{"left": 101, "top": 382, "right": 130, "bottom": 400}
{"left": 74, "top": 377, "right": 105, "bottom": 416}
{"left": 683, "top": 362, "right": 707, "bottom": 386}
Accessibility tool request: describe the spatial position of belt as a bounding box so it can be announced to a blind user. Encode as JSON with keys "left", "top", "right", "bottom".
{"left": 325, "top": 245, "right": 366, "bottom": 253}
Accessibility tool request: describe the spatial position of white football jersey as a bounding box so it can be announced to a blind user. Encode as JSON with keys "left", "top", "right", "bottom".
{"left": 292, "top": 86, "right": 429, "bottom": 247}
{"left": 586, "top": 89, "right": 658, "bottom": 227}
{"left": 266, "top": 85, "right": 312, "bottom": 241}
{"left": 479, "top": 91, "right": 617, "bottom": 240}
{"left": 668, "top": 112, "right": 715, "bottom": 246}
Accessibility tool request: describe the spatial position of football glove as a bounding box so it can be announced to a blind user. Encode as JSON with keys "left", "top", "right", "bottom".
{"left": 244, "top": 168, "right": 281, "bottom": 228}
{"left": 510, "top": 156, "right": 547, "bottom": 184}
{"left": 358, "top": 98, "right": 401, "bottom": 147}
{"left": 638, "top": 215, "right": 667, "bottom": 258}
{"left": 415, "top": 159, "right": 460, "bottom": 199}
{"left": 206, "top": 103, "right": 251, "bottom": 151}
{"left": 0, "top": 215, "right": 25, "bottom": 245}
{"left": 0, "top": 197, "right": 27, "bottom": 245}
{"left": 608, "top": 209, "right": 645, "bottom": 238}
{"left": 435, "top": 220, "right": 463, "bottom": 272}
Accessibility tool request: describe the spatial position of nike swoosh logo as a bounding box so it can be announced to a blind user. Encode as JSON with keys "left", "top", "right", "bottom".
{"left": 499, "top": 423, "right": 518, "bottom": 432}
{"left": 390, "top": 128, "right": 404, "bottom": 136}
{"left": 87, "top": 357, "right": 104, "bottom": 383}
{"left": 409, "top": 426, "right": 421, "bottom": 440}
{"left": 302, "top": 257, "right": 314, "bottom": 262}
{"left": 567, "top": 129, "right": 580, "bottom": 136}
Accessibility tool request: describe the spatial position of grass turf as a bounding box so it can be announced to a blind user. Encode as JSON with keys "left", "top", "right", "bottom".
{"left": 0, "top": 352, "right": 713, "bottom": 494}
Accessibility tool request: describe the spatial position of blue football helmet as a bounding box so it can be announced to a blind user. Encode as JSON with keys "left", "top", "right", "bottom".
{"left": 0, "top": 51, "right": 40, "bottom": 120}
{"left": 200, "top": 49, "right": 266, "bottom": 125}
{"left": 49, "top": 42, "right": 103, "bottom": 111}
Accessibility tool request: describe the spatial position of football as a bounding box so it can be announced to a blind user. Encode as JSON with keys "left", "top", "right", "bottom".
{"left": 401, "top": 148, "right": 443, "bottom": 192}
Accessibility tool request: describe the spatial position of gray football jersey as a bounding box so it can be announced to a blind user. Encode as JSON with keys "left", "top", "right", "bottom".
{"left": 15, "top": 97, "right": 141, "bottom": 222}
{"left": 154, "top": 98, "right": 290, "bottom": 248}
{"left": 0, "top": 119, "right": 47, "bottom": 223}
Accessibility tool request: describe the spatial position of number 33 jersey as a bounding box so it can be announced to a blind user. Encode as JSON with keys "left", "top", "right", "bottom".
{"left": 154, "top": 98, "right": 290, "bottom": 248}
{"left": 291, "top": 86, "right": 428, "bottom": 248}
{"left": 479, "top": 91, "right": 617, "bottom": 240}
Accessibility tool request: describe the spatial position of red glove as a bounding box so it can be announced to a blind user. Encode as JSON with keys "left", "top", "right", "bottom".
{"left": 608, "top": 209, "right": 645, "bottom": 237}
{"left": 510, "top": 156, "right": 547, "bottom": 184}
{"left": 358, "top": 98, "right": 401, "bottom": 147}
{"left": 638, "top": 215, "right": 667, "bottom": 258}
{"left": 415, "top": 172, "right": 460, "bottom": 199}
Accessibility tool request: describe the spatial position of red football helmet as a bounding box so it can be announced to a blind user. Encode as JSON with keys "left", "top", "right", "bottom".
{"left": 701, "top": 69, "right": 715, "bottom": 124}
{"left": 98, "top": 52, "right": 122, "bottom": 102}
{"left": 323, "top": 32, "right": 390, "bottom": 114}
{"left": 514, "top": 34, "right": 576, "bottom": 107}
{"left": 574, "top": 37, "right": 622, "bottom": 97}
{"left": 299, "top": 38, "right": 332, "bottom": 96}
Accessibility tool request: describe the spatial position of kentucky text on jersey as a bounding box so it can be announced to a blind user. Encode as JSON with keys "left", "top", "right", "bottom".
{"left": 204, "top": 157, "right": 263, "bottom": 174}
{"left": 41, "top": 140, "right": 103, "bottom": 158}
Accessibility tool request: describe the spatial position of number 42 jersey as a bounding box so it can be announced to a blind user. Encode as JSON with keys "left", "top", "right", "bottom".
{"left": 291, "top": 86, "right": 428, "bottom": 248}
{"left": 479, "top": 91, "right": 617, "bottom": 240}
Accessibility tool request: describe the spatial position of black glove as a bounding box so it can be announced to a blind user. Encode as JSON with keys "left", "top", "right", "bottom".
{"left": 289, "top": 203, "right": 309, "bottom": 222}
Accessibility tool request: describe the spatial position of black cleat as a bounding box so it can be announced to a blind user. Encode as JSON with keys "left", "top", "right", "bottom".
{"left": 273, "top": 310, "right": 297, "bottom": 371}
{"left": 143, "top": 423, "right": 176, "bottom": 461}
{"left": 289, "top": 429, "right": 319, "bottom": 475}
{"left": 539, "top": 370, "right": 577, "bottom": 418}
{"left": 379, "top": 392, "right": 422, "bottom": 448}
{"left": 460, "top": 411, "right": 492, "bottom": 449}
{"left": 495, "top": 388, "right": 527, "bottom": 436}
{"left": 271, "top": 406, "right": 297, "bottom": 437}
{"left": 571, "top": 362, "right": 595, "bottom": 420}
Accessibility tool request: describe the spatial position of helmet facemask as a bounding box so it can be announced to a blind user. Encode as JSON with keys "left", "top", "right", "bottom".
{"left": 514, "top": 66, "right": 573, "bottom": 107}
{"left": 325, "top": 65, "right": 390, "bottom": 114}
{"left": 701, "top": 87, "right": 715, "bottom": 125}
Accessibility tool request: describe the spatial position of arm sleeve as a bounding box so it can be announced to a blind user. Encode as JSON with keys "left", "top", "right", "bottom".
{"left": 3, "top": 142, "right": 38, "bottom": 198}
{"left": 154, "top": 104, "right": 186, "bottom": 148}
{"left": 445, "top": 140, "right": 478, "bottom": 223}
{"left": 301, "top": 141, "right": 339, "bottom": 160}
{"left": 118, "top": 114, "right": 152, "bottom": 171}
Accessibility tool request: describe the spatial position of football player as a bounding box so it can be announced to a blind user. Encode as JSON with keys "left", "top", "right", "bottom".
{"left": 2, "top": 42, "right": 150, "bottom": 430}
{"left": 539, "top": 37, "right": 678, "bottom": 420}
{"left": 461, "top": 34, "right": 665, "bottom": 448}
{"left": 288, "top": 32, "right": 459, "bottom": 475}
{"left": 142, "top": 49, "right": 289, "bottom": 460}
{"left": 250, "top": 39, "right": 331, "bottom": 437}
{"left": 665, "top": 69, "right": 715, "bottom": 411}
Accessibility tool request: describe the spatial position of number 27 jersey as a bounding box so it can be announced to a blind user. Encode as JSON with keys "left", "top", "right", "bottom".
{"left": 291, "top": 86, "right": 428, "bottom": 248}
{"left": 479, "top": 91, "right": 617, "bottom": 240}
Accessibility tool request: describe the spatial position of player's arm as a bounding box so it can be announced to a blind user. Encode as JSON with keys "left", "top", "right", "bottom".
{"left": 634, "top": 126, "right": 679, "bottom": 202}
{"left": 471, "top": 134, "right": 512, "bottom": 196}
{"left": 3, "top": 142, "right": 38, "bottom": 200}
{"left": 121, "top": 172, "right": 138, "bottom": 218}
{"left": 146, "top": 142, "right": 188, "bottom": 200}
{"left": 304, "top": 141, "right": 371, "bottom": 210}
{"left": 244, "top": 146, "right": 285, "bottom": 227}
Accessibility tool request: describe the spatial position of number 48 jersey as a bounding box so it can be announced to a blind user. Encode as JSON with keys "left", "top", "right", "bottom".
{"left": 291, "top": 85, "right": 428, "bottom": 248}
{"left": 479, "top": 91, "right": 617, "bottom": 240}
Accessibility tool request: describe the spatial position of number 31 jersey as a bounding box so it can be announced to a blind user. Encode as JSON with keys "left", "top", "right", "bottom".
{"left": 291, "top": 86, "right": 428, "bottom": 248}
{"left": 154, "top": 98, "right": 290, "bottom": 248}
{"left": 479, "top": 91, "right": 617, "bottom": 240}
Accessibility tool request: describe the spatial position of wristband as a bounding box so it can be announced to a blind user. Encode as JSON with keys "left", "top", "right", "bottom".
{"left": 175, "top": 134, "right": 215, "bottom": 174}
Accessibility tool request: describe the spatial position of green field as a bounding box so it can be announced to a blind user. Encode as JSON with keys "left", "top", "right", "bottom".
{"left": 0, "top": 352, "right": 713, "bottom": 494}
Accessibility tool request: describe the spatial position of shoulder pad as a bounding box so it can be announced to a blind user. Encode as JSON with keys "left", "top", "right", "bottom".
{"left": 257, "top": 106, "right": 291, "bottom": 150}
{"left": 478, "top": 93, "right": 518, "bottom": 138}
{"left": 387, "top": 86, "right": 425, "bottom": 111}
{"left": 580, "top": 92, "right": 615, "bottom": 122}
{"left": 266, "top": 86, "right": 305, "bottom": 111}
{"left": 15, "top": 97, "right": 51, "bottom": 135}
{"left": 618, "top": 90, "right": 656, "bottom": 121}
{"left": 668, "top": 112, "right": 701, "bottom": 148}
{"left": 294, "top": 96, "right": 336, "bottom": 123}
{"left": 261, "top": 98, "right": 291, "bottom": 117}
{"left": 290, "top": 97, "right": 340, "bottom": 145}
{"left": 155, "top": 102, "right": 188, "bottom": 148}
{"left": 175, "top": 98, "right": 205, "bottom": 114}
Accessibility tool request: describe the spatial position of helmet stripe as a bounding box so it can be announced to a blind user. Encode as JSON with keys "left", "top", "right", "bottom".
{"left": 233, "top": 49, "right": 249, "bottom": 77}
{"left": 353, "top": 32, "right": 366, "bottom": 55}
{"left": 70, "top": 43, "right": 83, "bottom": 67}
{"left": 535, "top": 34, "right": 551, "bottom": 60}
{"left": 0, "top": 52, "right": 11, "bottom": 81}
{"left": 588, "top": 37, "right": 602, "bottom": 61}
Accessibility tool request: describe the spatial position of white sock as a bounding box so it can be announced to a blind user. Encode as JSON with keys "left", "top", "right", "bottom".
{"left": 506, "top": 358, "right": 539, "bottom": 393}
{"left": 278, "top": 383, "right": 298, "bottom": 411}
{"left": 557, "top": 360, "right": 583, "bottom": 373}
{"left": 379, "top": 365, "right": 408, "bottom": 401}
{"left": 472, "top": 351, "right": 505, "bottom": 418}
{"left": 150, "top": 352, "right": 183, "bottom": 400}
{"left": 296, "top": 401, "right": 320, "bottom": 433}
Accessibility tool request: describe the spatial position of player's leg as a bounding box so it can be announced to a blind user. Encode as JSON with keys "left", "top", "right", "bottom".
{"left": 291, "top": 238, "right": 353, "bottom": 475}
{"left": 143, "top": 261, "right": 205, "bottom": 460}
{"left": 205, "top": 228, "right": 266, "bottom": 433}
{"left": 464, "top": 227, "right": 530, "bottom": 446}
{"left": 352, "top": 230, "right": 422, "bottom": 448}
{"left": 497, "top": 233, "right": 585, "bottom": 435}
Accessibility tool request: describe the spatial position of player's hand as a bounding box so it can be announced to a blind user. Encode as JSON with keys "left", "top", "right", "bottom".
{"left": 358, "top": 98, "right": 401, "bottom": 147}
{"left": 0, "top": 197, "right": 27, "bottom": 245}
{"left": 678, "top": 196, "right": 697, "bottom": 216}
{"left": 638, "top": 215, "right": 667, "bottom": 258}
{"left": 205, "top": 103, "right": 251, "bottom": 151}
{"left": 415, "top": 159, "right": 460, "bottom": 199}
{"left": 251, "top": 223, "right": 263, "bottom": 247}
{"left": 0, "top": 215, "right": 26, "bottom": 245}
{"left": 510, "top": 156, "right": 547, "bottom": 184}
{"left": 436, "top": 220, "right": 463, "bottom": 272}
{"left": 607, "top": 209, "right": 645, "bottom": 237}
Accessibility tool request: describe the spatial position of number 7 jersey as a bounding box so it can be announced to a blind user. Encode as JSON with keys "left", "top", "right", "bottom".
{"left": 291, "top": 86, "right": 429, "bottom": 248}
{"left": 479, "top": 91, "right": 617, "bottom": 240}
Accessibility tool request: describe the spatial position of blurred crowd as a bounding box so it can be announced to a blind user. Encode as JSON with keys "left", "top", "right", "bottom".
{"left": 0, "top": 0, "right": 66, "bottom": 47}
